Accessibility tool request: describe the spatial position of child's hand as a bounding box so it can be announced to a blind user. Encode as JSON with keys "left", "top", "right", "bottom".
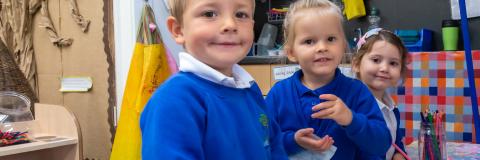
{"left": 311, "top": 94, "right": 353, "bottom": 126}
{"left": 392, "top": 153, "right": 406, "bottom": 160}
{"left": 294, "top": 128, "right": 334, "bottom": 153}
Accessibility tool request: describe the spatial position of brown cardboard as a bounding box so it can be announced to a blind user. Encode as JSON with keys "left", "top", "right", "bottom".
{"left": 33, "top": 0, "right": 112, "bottom": 159}
{"left": 33, "top": 0, "right": 63, "bottom": 103}
{"left": 36, "top": 75, "right": 64, "bottom": 105}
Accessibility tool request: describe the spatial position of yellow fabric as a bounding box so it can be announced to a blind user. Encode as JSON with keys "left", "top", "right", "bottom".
{"left": 110, "top": 43, "right": 172, "bottom": 160}
{"left": 343, "top": 0, "right": 366, "bottom": 20}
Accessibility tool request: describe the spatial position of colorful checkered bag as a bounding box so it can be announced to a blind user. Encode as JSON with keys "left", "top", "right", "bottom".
{"left": 392, "top": 51, "right": 480, "bottom": 144}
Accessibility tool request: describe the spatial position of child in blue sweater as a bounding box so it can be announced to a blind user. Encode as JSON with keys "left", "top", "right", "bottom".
{"left": 265, "top": 0, "right": 391, "bottom": 159}
{"left": 140, "top": 0, "right": 287, "bottom": 159}
{"left": 352, "top": 28, "right": 409, "bottom": 160}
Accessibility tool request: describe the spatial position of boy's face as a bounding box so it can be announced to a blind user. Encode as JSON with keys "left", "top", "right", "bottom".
{"left": 168, "top": 0, "right": 254, "bottom": 76}
{"left": 287, "top": 10, "right": 345, "bottom": 79}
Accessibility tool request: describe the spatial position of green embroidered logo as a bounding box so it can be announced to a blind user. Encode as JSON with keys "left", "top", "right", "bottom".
{"left": 259, "top": 114, "right": 269, "bottom": 128}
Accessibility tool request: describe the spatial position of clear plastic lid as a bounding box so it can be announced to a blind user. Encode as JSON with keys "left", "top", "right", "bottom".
{"left": 0, "top": 91, "right": 34, "bottom": 123}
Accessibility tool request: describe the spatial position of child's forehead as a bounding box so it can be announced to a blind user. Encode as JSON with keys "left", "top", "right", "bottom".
{"left": 294, "top": 14, "right": 342, "bottom": 33}
{"left": 185, "top": 0, "right": 254, "bottom": 10}
{"left": 367, "top": 41, "right": 402, "bottom": 57}
{"left": 293, "top": 10, "right": 341, "bottom": 26}
{"left": 302, "top": 8, "right": 340, "bottom": 19}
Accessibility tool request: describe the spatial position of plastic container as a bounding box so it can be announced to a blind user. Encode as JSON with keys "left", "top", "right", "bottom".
{"left": 367, "top": 7, "right": 381, "bottom": 31}
{"left": 0, "top": 91, "right": 33, "bottom": 123}
{"left": 418, "top": 122, "right": 447, "bottom": 160}
{"left": 257, "top": 23, "right": 278, "bottom": 56}
{"left": 395, "top": 28, "right": 432, "bottom": 52}
{"left": 0, "top": 91, "right": 34, "bottom": 146}
{"left": 442, "top": 20, "right": 459, "bottom": 51}
{"left": 396, "top": 30, "right": 419, "bottom": 43}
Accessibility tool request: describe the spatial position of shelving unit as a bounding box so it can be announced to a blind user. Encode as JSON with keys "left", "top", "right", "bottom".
{"left": 266, "top": 0, "right": 290, "bottom": 24}
{"left": 0, "top": 138, "right": 77, "bottom": 156}
{"left": 0, "top": 103, "right": 82, "bottom": 160}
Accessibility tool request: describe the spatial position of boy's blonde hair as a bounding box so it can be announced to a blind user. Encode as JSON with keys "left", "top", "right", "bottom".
{"left": 283, "top": 0, "right": 345, "bottom": 49}
{"left": 168, "top": 0, "right": 187, "bottom": 23}
{"left": 167, "top": 0, "right": 256, "bottom": 24}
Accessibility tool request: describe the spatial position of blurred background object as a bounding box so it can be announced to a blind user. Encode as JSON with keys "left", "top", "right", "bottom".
{"left": 0, "top": 41, "right": 38, "bottom": 116}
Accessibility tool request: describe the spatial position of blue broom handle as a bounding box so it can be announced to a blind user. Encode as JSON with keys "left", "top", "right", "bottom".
{"left": 459, "top": 0, "right": 480, "bottom": 143}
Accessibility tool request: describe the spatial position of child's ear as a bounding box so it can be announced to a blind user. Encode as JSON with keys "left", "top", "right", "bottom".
{"left": 351, "top": 59, "right": 359, "bottom": 73}
{"left": 285, "top": 47, "right": 297, "bottom": 62}
{"left": 167, "top": 16, "right": 185, "bottom": 45}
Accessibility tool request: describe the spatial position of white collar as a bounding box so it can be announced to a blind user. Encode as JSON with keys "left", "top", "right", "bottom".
{"left": 375, "top": 92, "right": 396, "bottom": 111}
{"left": 178, "top": 52, "right": 254, "bottom": 88}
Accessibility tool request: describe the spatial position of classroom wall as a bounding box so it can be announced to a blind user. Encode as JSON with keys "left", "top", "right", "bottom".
{"left": 254, "top": 0, "right": 480, "bottom": 51}
{"left": 33, "top": 0, "right": 112, "bottom": 159}
{"left": 344, "top": 0, "right": 480, "bottom": 51}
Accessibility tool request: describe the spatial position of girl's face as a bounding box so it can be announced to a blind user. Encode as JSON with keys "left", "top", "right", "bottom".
{"left": 355, "top": 40, "right": 402, "bottom": 97}
{"left": 286, "top": 10, "right": 346, "bottom": 80}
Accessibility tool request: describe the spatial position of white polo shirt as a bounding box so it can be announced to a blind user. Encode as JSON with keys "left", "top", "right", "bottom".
{"left": 178, "top": 52, "right": 254, "bottom": 89}
{"left": 376, "top": 92, "right": 397, "bottom": 160}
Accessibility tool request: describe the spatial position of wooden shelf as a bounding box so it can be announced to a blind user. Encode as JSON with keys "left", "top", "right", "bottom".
{"left": 0, "top": 103, "right": 82, "bottom": 160}
{"left": 0, "top": 137, "right": 77, "bottom": 156}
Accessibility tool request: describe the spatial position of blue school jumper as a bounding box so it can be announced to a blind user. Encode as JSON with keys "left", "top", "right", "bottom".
{"left": 265, "top": 69, "right": 391, "bottom": 160}
{"left": 393, "top": 108, "right": 406, "bottom": 156}
{"left": 140, "top": 72, "right": 287, "bottom": 160}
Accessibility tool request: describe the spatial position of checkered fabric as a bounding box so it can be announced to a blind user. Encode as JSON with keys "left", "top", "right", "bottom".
{"left": 392, "top": 51, "right": 480, "bottom": 144}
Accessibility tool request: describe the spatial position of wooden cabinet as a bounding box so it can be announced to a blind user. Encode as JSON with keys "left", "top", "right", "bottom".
{"left": 241, "top": 64, "right": 272, "bottom": 95}
{"left": 242, "top": 63, "right": 353, "bottom": 95}
{"left": 241, "top": 64, "right": 287, "bottom": 95}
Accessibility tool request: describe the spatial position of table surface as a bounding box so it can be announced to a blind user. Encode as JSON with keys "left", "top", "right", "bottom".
{"left": 406, "top": 141, "right": 480, "bottom": 160}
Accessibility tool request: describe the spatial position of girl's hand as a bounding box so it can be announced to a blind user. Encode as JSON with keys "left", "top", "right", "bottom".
{"left": 311, "top": 94, "right": 353, "bottom": 126}
{"left": 294, "top": 128, "right": 334, "bottom": 153}
{"left": 392, "top": 152, "right": 406, "bottom": 160}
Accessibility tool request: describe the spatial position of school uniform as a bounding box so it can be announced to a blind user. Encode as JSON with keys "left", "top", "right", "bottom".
{"left": 265, "top": 69, "right": 391, "bottom": 160}
{"left": 141, "top": 52, "right": 288, "bottom": 160}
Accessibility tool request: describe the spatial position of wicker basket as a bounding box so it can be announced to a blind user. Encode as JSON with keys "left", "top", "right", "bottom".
{"left": 0, "top": 40, "right": 38, "bottom": 115}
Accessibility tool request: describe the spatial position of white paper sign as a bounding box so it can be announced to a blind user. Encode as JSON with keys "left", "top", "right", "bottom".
{"left": 60, "top": 77, "right": 93, "bottom": 92}
{"left": 272, "top": 65, "right": 301, "bottom": 80}
{"left": 450, "top": 0, "right": 480, "bottom": 19}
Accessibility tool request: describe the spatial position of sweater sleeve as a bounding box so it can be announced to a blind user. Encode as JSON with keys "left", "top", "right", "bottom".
{"left": 265, "top": 86, "right": 303, "bottom": 155}
{"left": 268, "top": 114, "right": 290, "bottom": 160}
{"left": 140, "top": 85, "right": 205, "bottom": 160}
{"left": 343, "top": 85, "right": 392, "bottom": 156}
{"left": 250, "top": 83, "right": 289, "bottom": 159}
